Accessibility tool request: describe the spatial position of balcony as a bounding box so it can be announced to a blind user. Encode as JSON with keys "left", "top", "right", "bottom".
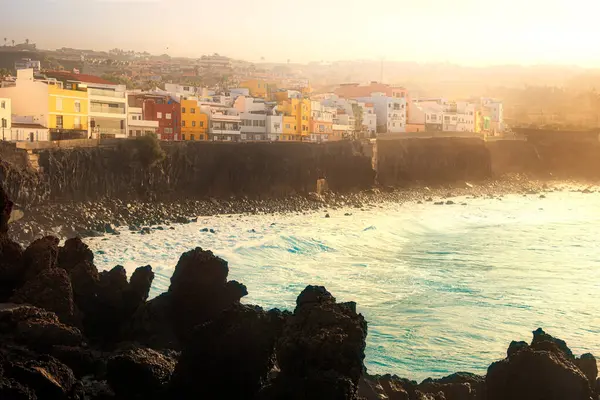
{"left": 90, "top": 104, "right": 126, "bottom": 115}
{"left": 97, "top": 128, "right": 126, "bottom": 138}
{"left": 129, "top": 119, "right": 159, "bottom": 128}
{"left": 88, "top": 88, "right": 126, "bottom": 99}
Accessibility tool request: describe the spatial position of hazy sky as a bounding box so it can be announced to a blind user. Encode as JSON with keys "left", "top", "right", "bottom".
{"left": 3, "top": 0, "right": 600, "bottom": 67}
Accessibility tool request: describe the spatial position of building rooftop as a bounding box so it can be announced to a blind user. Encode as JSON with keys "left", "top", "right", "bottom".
{"left": 43, "top": 71, "right": 115, "bottom": 85}
{"left": 11, "top": 123, "right": 47, "bottom": 129}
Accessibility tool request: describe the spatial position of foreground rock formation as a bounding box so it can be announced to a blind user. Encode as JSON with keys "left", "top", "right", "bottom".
{"left": 0, "top": 184, "right": 598, "bottom": 399}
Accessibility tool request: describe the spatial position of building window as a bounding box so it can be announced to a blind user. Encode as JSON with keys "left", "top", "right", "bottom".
{"left": 200, "top": 134, "right": 205, "bottom": 140}
{"left": 274, "top": 123, "right": 281, "bottom": 130}
{"left": 164, "top": 127, "right": 173, "bottom": 134}
{"left": 1, "top": 101, "right": 5, "bottom": 109}
{"left": 182, "top": 120, "right": 186, "bottom": 127}
{"left": 1, "top": 118, "right": 6, "bottom": 128}
{"left": 191, "top": 134, "right": 195, "bottom": 141}
{"left": 285, "top": 124, "right": 290, "bottom": 129}
{"left": 192, "top": 121, "right": 196, "bottom": 127}
{"left": 182, "top": 133, "right": 186, "bottom": 140}
{"left": 182, "top": 107, "right": 186, "bottom": 113}
{"left": 200, "top": 121, "right": 204, "bottom": 127}
{"left": 74, "top": 101, "right": 81, "bottom": 113}
{"left": 191, "top": 108, "right": 195, "bottom": 114}
{"left": 56, "top": 115, "right": 63, "bottom": 128}
{"left": 157, "top": 112, "right": 162, "bottom": 119}
{"left": 166, "top": 113, "right": 172, "bottom": 120}
{"left": 56, "top": 98, "right": 63, "bottom": 111}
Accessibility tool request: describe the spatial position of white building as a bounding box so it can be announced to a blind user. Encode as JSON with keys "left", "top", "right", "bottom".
{"left": 266, "top": 115, "right": 283, "bottom": 141}
{"left": 357, "top": 93, "right": 406, "bottom": 134}
{"left": 201, "top": 105, "right": 241, "bottom": 141}
{"left": 88, "top": 85, "right": 128, "bottom": 138}
{"left": 0, "top": 98, "right": 11, "bottom": 140}
{"left": 127, "top": 107, "right": 159, "bottom": 137}
{"left": 234, "top": 95, "right": 268, "bottom": 141}
{"left": 14, "top": 59, "right": 41, "bottom": 73}
{"left": 164, "top": 83, "right": 207, "bottom": 98}
{"left": 361, "top": 102, "right": 377, "bottom": 137}
{"left": 10, "top": 120, "right": 49, "bottom": 142}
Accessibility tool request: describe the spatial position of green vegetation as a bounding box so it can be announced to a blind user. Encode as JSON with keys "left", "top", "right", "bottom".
{"left": 134, "top": 133, "right": 165, "bottom": 167}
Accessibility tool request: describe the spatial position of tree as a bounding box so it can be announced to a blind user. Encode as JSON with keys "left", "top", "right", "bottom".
{"left": 3, "top": 38, "right": 6, "bottom": 47}
{"left": 25, "top": 38, "right": 29, "bottom": 45}
{"left": 0, "top": 69, "right": 10, "bottom": 79}
{"left": 11, "top": 40, "right": 14, "bottom": 47}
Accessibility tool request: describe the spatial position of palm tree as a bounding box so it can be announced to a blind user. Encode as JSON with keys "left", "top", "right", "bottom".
{"left": 3, "top": 38, "right": 6, "bottom": 47}
{"left": 25, "top": 38, "right": 29, "bottom": 45}
{"left": 11, "top": 40, "right": 15, "bottom": 47}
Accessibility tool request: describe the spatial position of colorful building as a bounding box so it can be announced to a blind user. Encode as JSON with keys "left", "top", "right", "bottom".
{"left": 239, "top": 79, "right": 270, "bottom": 99}
{"left": 277, "top": 97, "right": 311, "bottom": 141}
{"left": 181, "top": 99, "right": 208, "bottom": 141}
{"left": 129, "top": 94, "right": 181, "bottom": 140}
{"left": 47, "top": 85, "right": 89, "bottom": 138}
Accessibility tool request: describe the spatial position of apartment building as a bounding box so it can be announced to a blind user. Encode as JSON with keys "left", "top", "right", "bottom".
{"left": 0, "top": 98, "right": 10, "bottom": 140}
{"left": 181, "top": 98, "right": 208, "bottom": 141}
{"left": 357, "top": 93, "right": 406, "bottom": 134}
{"left": 129, "top": 94, "right": 181, "bottom": 140}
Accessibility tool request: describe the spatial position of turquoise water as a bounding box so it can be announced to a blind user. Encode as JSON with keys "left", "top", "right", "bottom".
{"left": 87, "top": 190, "right": 600, "bottom": 381}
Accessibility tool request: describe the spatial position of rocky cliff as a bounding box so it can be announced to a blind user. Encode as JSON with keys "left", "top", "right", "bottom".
{"left": 37, "top": 140, "right": 375, "bottom": 203}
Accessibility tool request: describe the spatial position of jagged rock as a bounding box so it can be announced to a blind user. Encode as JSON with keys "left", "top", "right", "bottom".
{"left": 260, "top": 285, "right": 367, "bottom": 399}
{"left": 0, "top": 183, "right": 13, "bottom": 235}
{"left": 531, "top": 328, "right": 574, "bottom": 359}
{"left": 48, "top": 346, "right": 105, "bottom": 379}
{"left": 0, "top": 304, "right": 82, "bottom": 349}
{"left": 170, "top": 304, "right": 284, "bottom": 399}
{"left": 126, "top": 266, "right": 154, "bottom": 307}
{"left": 358, "top": 375, "right": 411, "bottom": 400}
{"left": 57, "top": 238, "right": 93, "bottom": 274}
{"left": 419, "top": 372, "right": 484, "bottom": 400}
{"left": 167, "top": 247, "right": 247, "bottom": 343}
{"left": 0, "top": 236, "right": 24, "bottom": 301}
{"left": 75, "top": 376, "right": 114, "bottom": 400}
{"left": 486, "top": 345, "right": 593, "bottom": 400}
{"left": 10, "top": 269, "right": 75, "bottom": 324}
{"left": 123, "top": 293, "right": 179, "bottom": 350}
{"left": 21, "top": 236, "right": 60, "bottom": 283}
{"left": 507, "top": 340, "right": 529, "bottom": 357}
{"left": 107, "top": 347, "right": 175, "bottom": 399}
{"left": 2, "top": 354, "right": 76, "bottom": 400}
{"left": 575, "top": 353, "right": 598, "bottom": 386}
{"left": 259, "top": 371, "right": 358, "bottom": 400}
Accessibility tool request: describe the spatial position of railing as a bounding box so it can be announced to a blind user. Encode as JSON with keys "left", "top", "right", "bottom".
{"left": 129, "top": 119, "right": 159, "bottom": 128}
{"left": 90, "top": 104, "right": 126, "bottom": 115}
{"left": 88, "top": 88, "right": 126, "bottom": 98}
{"left": 97, "top": 128, "right": 125, "bottom": 136}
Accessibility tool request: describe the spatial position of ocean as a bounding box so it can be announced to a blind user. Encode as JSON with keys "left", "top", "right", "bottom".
{"left": 86, "top": 189, "right": 600, "bottom": 381}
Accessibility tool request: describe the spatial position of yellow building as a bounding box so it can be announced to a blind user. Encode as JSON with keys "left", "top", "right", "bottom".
{"left": 282, "top": 116, "right": 297, "bottom": 141}
{"left": 239, "top": 79, "right": 270, "bottom": 99}
{"left": 278, "top": 97, "right": 311, "bottom": 141}
{"left": 48, "top": 85, "right": 89, "bottom": 135}
{"left": 180, "top": 99, "right": 209, "bottom": 140}
{"left": 475, "top": 110, "right": 483, "bottom": 133}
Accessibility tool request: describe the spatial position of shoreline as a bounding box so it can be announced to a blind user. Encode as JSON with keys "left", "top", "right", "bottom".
{"left": 1, "top": 183, "right": 599, "bottom": 399}
{"left": 11, "top": 174, "right": 597, "bottom": 245}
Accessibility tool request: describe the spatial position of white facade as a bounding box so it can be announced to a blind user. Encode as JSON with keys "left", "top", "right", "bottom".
{"left": 203, "top": 107, "right": 241, "bottom": 141}
{"left": 234, "top": 96, "right": 266, "bottom": 113}
{"left": 266, "top": 115, "right": 283, "bottom": 141}
{"left": 127, "top": 106, "right": 159, "bottom": 137}
{"left": 164, "top": 83, "right": 206, "bottom": 98}
{"left": 361, "top": 103, "right": 377, "bottom": 136}
{"left": 0, "top": 69, "right": 50, "bottom": 129}
{"left": 357, "top": 93, "right": 406, "bottom": 134}
{"left": 0, "top": 98, "right": 11, "bottom": 140}
{"left": 240, "top": 113, "right": 267, "bottom": 141}
{"left": 87, "top": 84, "right": 128, "bottom": 139}
{"left": 10, "top": 123, "right": 49, "bottom": 142}
{"left": 15, "top": 59, "right": 41, "bottom": 72}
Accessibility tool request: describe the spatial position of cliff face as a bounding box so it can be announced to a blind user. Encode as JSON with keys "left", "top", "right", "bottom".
{"left": 488, "top": 140, "right": 600, "bottom": 179}
{"left": 0, "top": 142, "right": 46, "bottom": 205}
{"left": 376, "top": 138, "right": 492, "bottom": 186}
{"left": 37, "top": 141, "right": 375, "bottom": 202}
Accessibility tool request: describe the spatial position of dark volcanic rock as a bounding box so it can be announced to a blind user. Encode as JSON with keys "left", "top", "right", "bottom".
{"left": 486, "top": 340, "right": 593, "bottom": 400}
{"left": 167, "top": 247, "right": 247, "bottom": 344}
{"left": 57, "top": 238, "right": 94, "bottom": 274}
{"left": 123, "top": 293, "right": 178, "bottom": 350}
{"left": 0, "top": 304, "right": 82, "bottom": 349}
{"left": 575, "top": 353, "right": 598, "bottom": 387}
{"left": 48, "top": 345, "right": 105, "bottom": 379}
{"left": 531, "top": 327, "right": 574, "bottom": 359}
{"left": 507, "top": 340, "right": 529, "bottom": 357}
{"left": 1, "top": 352, "right": 77, "bottom": 400}
{"left": 259, "top": 285, "right": 367, "bottom": 399}
{"left": 107, "top": 347, "right": 175, "bottom": 399}
{"left": 10, "top": 268, "right": 76, "bottom": 324}
{"left": 170, "top": 304, "right": 283, "bottom": 399}
{"left": 0, "top": 236, "right": 24, "bottom": 301}
{"left": 21, "top": 236, "right": 60, "bottom": 282}
{"left": 0, "top": 183, "right": 13, "bottom": 235}
{"left": 419, "top": 372, "right": 484, "bottom": 400}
